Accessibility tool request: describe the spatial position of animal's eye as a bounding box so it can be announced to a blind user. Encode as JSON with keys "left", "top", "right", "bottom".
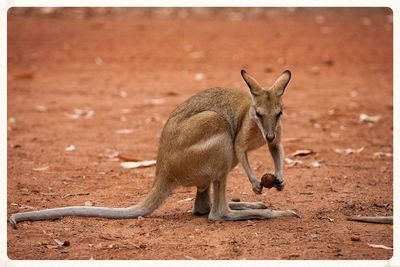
{"left": 277, "top": 111, "right": 283, "bottom": 117}
{"left": 256, "top": 111, "right": 262, "bottom": 118}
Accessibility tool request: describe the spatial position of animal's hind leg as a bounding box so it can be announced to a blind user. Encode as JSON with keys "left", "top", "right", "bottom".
{"left": 209, "top": 175, "right": 299, "bottom": 221}
{"left": 228, "top": 202, "right": 267, "bottom": 210}
{"left": 192, "top": 185, "right": 211, "bottom": 216}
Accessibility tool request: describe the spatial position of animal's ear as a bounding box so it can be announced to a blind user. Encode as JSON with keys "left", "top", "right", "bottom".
{"left": 273, "top": 70, "right": 291, "bottom": 97}
{"left": 241, "top": 70, "right": 263, "bottom": 96}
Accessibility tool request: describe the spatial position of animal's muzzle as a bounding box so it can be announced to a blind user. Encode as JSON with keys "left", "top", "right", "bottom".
{"left": 266, "top": 133, "right": 275, "bottom": 142}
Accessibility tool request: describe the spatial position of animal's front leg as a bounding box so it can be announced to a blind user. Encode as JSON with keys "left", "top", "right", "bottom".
{"left": 268, "top": 142, "right": 285, "bottom": 191}
{"left": 239, "top": 152, "right": 263, "bottom": 194}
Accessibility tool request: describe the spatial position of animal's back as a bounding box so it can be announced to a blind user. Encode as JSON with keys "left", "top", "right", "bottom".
{"left": 168, "top": 87, "right": 250, "bottom": 135}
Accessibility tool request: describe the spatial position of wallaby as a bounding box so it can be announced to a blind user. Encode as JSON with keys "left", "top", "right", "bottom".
{"left": 9, "top": 69, "right": 299, "bottom": 229}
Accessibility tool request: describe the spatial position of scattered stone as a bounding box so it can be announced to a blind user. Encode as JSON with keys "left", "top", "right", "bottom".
{"left": 314, "top": 15, "right": 325, "bottom": 24}
{"left": 373, "top": 152, "right": 392, "bottom": 158}
{"left": 374, "top": 203, "right": 390, "bottom": 208}
{"left": 65, "top": 144, "right": 75, "bottom": 152}
{"left": 344, "top": 201, "right": 356, "bottom": 209}
{"left": 95, "top": 57, "right": 103, "bottom": 65}
{"left": 322, "top": 56, "right": 334, "bottom": 66}
{"left": 359, "top": 113, "right": 381, "bottom": 123}
{"left": 362, "top": 17, "right": 372, "bottom": 26}
{"left": 36, "top": 105, "right": 47, "bottom": 112}
{"left": 194, "top": 73, "right": 204, "bottom": 81}
{"left": 310, "top": 66, "right": 320, "bottom": 75}
{"left": 311, "top": 161, "right": 321, "bottom": 168}
{"left": 291, "top": 149, "right": 314, "bottom": 157}
{"left": 84, "top": 201, "right": 94, "bottom": 206}
{"left": 334, "top": 147, "right": 364, "bottom": 155}
{"left": 368, "top": 243, "right": 393, "bottom": 250}
{"left": 277, "top": 57, "right": 285, "bottom": 65}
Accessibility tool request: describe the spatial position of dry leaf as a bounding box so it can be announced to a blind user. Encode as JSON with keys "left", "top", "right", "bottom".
{"left": 334, "top": 147, "right": 364, "bottom": 155}
{"left": 17, "top": 204, "right": 35, "bottom": 209}
{"left": 117, "top": 153, "right": 142, "bottom": 162}
{"left": 84, "top": 201, "right": 94, "bottom": 206}
{"left": 373, "top": 152, "right": 392, "bottom": 158}
{"left": 142, "top": 98, "right": 166, "bottom": 105}
{"left": 115, "top": 129, "right": 133, "bottom": 134}
{"left": 54, "top": 239, "right": 70, "bottom": 247}
{"left": 33, "top": 166, "right": 49, "bottom": 171}
{"left": 311, "top": 161, "right": 321, "bottom": 168}
{"left": 36, "top": 105, "right": 47, "bottom": 112}
{"left": 65, "top": 108, "right": 94, "bottom": 120}
{"left": 120, "top": 160, "right": 156, "bottom": 169}
{"left": 285, "top": 158, "right": 303, "bottom": 167}
{"left": 39, "top": 192, "right": 56, "bottom": 196}
{"left": 291, "top": 149, "right": 314, "bottom": 157}
{"left": 103, "top": 149, "right": 119, "bottom": 161}
{"left": 119, "top": 91, "right": 128, "bottom": 98}
{"left": 283, "top": 137, "right": 300, "bottom": 143}
{"left": 65, "top": 145, "right": 75, "bottom": 152}
{"left": 367, "top": 243, "right": 392, "bottom": 250}
{"left": 84, "top": 110, "right": 94, "bottom": 119}
{"left": 145, "top": 116, "right": 161, "bottom": 124}
{"left": 8, "top": 117, "right": 16, "bottom": 124}
{"left": 189, "top": 51, "right": 204, "bottom": 59}
{"left": 177, "top": 197, "right": 193, "bottom": 203}
{"left": 359, "top": 113, "right": 381, "bottom": 123}
{"left": 63, "top": 192, "right": 90, "bottom": 198}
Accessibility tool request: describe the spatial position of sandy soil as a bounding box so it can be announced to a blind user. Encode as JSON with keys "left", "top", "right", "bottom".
{"left": 7, "top": 7, "right": 393, "bottom": 260}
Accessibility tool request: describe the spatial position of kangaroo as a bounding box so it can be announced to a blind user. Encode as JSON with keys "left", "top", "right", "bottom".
{"left": 9, "top": 69, "right": 298, "bottom": 229}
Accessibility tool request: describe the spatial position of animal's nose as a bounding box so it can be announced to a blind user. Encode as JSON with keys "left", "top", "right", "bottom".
{"left": 266, "top": 133, "right": 275, "bottom": 142}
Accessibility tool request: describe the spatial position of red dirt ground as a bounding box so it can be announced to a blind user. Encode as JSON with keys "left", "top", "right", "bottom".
{"left": 7, "top": 8, "right": 393, "bottom": 260}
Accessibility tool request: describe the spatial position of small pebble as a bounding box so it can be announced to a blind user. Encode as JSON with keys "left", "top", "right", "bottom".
{"left": 322, "top": 56, "right": 334, "bottom": 66}
{"left": 351, "top": 236, "right": 360, "bottom": 241}
{"left": 277, "top": 57, "right": 285, "bottom": 65}
{"left": 310, "top": 66, "right": 320, "bottom": 75}
{"left": 344, "top": 201, "right": 355, "bottom": 209}
{"left": 311, "top": 161, "right": 321, "bottom": 168}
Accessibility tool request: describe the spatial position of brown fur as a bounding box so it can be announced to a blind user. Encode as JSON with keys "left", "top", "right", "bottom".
{"left": 9, "top": 70, "right": 298, "bottom": 229}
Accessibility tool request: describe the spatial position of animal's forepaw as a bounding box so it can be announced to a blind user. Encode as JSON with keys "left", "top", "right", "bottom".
{"left": 273, "top": 178, "right": 285, "bottom": 191}
{"left": 252, "top": 181, "right": 263, "bottom": 194}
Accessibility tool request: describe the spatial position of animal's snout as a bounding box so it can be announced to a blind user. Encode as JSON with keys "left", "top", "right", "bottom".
{"left": 266, "top": 133, "right": 275, "bottom": 142}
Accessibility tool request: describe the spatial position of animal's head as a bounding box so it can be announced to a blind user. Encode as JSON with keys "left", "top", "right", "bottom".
{"left": 241, "top": 69, "right": 291, "bottom": 142}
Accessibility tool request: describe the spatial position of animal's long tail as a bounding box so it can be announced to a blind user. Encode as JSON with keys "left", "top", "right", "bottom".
{"left": 9, "top": 176, "right": 172, "bottom": 229}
